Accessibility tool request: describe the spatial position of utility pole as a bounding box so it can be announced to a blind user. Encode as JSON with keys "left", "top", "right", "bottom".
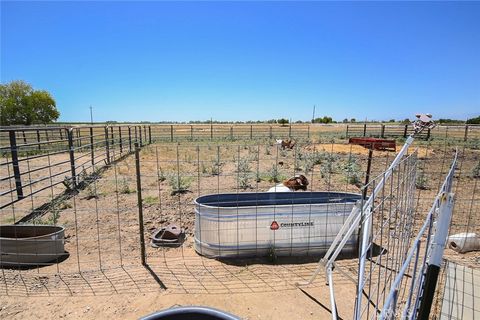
{"left": 90, "top": 105, "right": 93, "bottom": 124}
{"left": 312, "top": 105, "right": 316, "bottom": 123}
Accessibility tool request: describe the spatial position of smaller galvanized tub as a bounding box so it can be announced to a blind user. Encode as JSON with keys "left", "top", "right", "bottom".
{"left": 0, "top": 225, "right": 66, "bottom": 267}
{"left": 194, "top": 192, "right": 362, "bottom": 258}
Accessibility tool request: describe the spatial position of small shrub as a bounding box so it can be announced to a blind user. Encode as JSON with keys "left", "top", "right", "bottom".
{"left": 416, "top": 170, "right": 429, "bottom": 189}
{"left": 472, "top": 160, "right": 480, "bottom": 178}
{"left": 143, "top": 196, "right": 158, "bottom": 205}
{"left": 267, "top": 245, "right": 277, "bottom": 263}
{"left": 467, "top": 139, "right": 480, "bottom": 150}
{"left": 264, "top": 165, "right": 286, "bottom": 183}
{"left": 210, "top": 158, "right": 223, "bottom": 176}
{"left": 169, "top": 175, "right": 192, "bottom": 195}
{"left": 33, "top": 209, "right": 60, "bottom": 225}
{"left": 62, "top": 176, "right": 74, "bottom": 191}
{"left": 237, "top": 157, "right": 251, "bottom": 174}
{"left": 158, "top": 167, "right": 167, "bottom": 182}
{"left": 237, "top": 157, "right": 252, "bottom": 189}
{"left": 343, "top": 155, "right": 362, "bottom": 186}
{"left": 120, "top": 177, "right": 134, "bottom": 194}
{"left": 84, "top": 184, "right": 98, "bottom": 200}
{"left": 58, "top": 200, "right": 72, "bottom": 210}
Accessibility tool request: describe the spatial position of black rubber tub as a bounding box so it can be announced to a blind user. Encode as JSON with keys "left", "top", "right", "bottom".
{"left": 0, "top": 225, "right": 66, "bottom": 267}
{"left": 140, "top": 306, "right": 241, "bottom": 320}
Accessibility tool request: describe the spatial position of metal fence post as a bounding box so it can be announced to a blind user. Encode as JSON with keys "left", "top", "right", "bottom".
{"left": 230, "top": 126, "right": 233, "bottom": 140}
{"left": 76, "top": 128, "right": 82, "bottom": 148}
{"left": 59, "top": 128, "right": 63, "bottom": 140}
{"left": 148, "top": 126, "right": 152, "bottom": 144}
{"left": 22, "top": 130, "right": 27, "bottom": 144}
{"left": 427, "top": 128, "right": 431, "bottom": 140}
{"left": 363, "top": 123, "right": 367, "bottom": 137}
{"left": 307, "top": 125, "right": 310, "bottom": 139}
{"left": 210, "top": 123, "right": 213, "bottom": 140}
{"left": 110, "top": 126, "right": 115, "bottom": 154}
{"left": 269, "top": 126, "right": 273, "bottom": 139}
{"left": 9, "top": 130, "right": 23, "bottom": 199}
{"left": 417, "top": 193, "right": 455, "bottom": 320}
{"left": 170, "top": 125, "right": 174, "bottom": 142}
{"left": 381, "top": 124, "right": 385, "bottom": 138}
{"left": 190, "top": 125, "right": 193, "bottom": 140}
{"left": 139, "top": 126, "right": 143, "bottom": 146}
{"left": 250, "top": 125, "right": 253, "bottom": 139}
{"left": 104, "top": 126, "right": 110, "bottom": 164}
{"left": 134, "top": 142, "right": 146, "bottom": 266}
{"left": 67, "top": 129, "right": 77, "bottom": 188}
{"left": 403, "top": 124, "right": 408, "bottom": 138}
{"left": 128, "top": 126, "right": 132, "bottom": 152}
{"left": 90, "top": 127, "right": 95, "bottom": 166}
{"left": 118, "top": 126, "right": 123, "bottom": 154}
{"left": 36, "top": 130, "right": 41, "bottom": 151}
{"left": 464, "top": 125, "right": 469, "bottom": 142}
{"left": 346, "top": 125, "right": 349, "bottom": 138}
{"left": 144, "top": 126, "right": 147, "bottom": 144}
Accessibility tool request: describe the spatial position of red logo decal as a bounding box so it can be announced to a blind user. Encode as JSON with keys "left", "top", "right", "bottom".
{"left": 270, "top": 221, "right": 279, "bottom": 230}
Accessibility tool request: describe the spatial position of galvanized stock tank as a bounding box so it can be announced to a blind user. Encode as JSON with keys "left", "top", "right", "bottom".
{"left": 194, "top": 192, "right": 362, "bottom": 258}
{"left": 0, "top": 225, "right": 66, "bottom": 267}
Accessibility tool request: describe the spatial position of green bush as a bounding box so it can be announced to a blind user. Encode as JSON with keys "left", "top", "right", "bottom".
{"left": 472, "top": 160, "right": 480, "bottom": 178}
{"left": 342, "top": 155, "right": 362, "bottom": 186}
{"left": 169, "top": 175, "right": 192, "bottom": 195}
{"left": 416, "top": 170, "right": 429, "bottom": 189}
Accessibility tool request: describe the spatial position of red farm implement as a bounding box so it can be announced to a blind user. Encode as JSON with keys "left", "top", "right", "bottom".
{"left": 348, "top": 137, "right": 396, "bottom": 152}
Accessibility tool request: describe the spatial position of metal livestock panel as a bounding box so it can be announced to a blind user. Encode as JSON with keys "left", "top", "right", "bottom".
{"left": 194, "top": 192, "right": 362, "bottom": 258}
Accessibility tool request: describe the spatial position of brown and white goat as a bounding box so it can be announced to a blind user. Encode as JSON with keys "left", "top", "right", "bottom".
{"left": 268, "top": 174, "right": 309, "bottom": 192}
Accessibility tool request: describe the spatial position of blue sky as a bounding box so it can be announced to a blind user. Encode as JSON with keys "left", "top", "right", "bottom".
{"left": 1, "top": 1, "right": 479, "bottom": 122}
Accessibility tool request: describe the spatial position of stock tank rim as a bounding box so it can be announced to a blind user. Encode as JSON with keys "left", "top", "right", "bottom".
{"left": 194, "top": 191, "right": 363, "bottom": 210}
{"left": 0, "top": 225, "right": 65, "bottom": 240}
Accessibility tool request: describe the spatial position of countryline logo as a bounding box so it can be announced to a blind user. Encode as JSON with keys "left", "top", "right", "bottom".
{"left": 270, "top": 221, "right": 314, "bottom": 230}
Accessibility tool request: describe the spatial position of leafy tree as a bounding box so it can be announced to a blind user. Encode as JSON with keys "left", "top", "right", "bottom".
{"left": 466, "top": 116, "right": 480, "bottom": 124}
{"left": 0, "top": 80, "right": 59, "bottom": 125}
{"left": 277, "top": 118, "right": 289, "bottom": 126}
{"left": 342, "top": 118, "right": 349, "bottom": 123}
{"left": 313, "top": 116, "right": 333, "bottom": 124}
{"left": 350, "top": 118, "right": 356, "bottom": 123}
{"left": 402, "top": 118, "right": 411, "bottom": 124}
{"left": 388, "top": 119, "right": 395, "bottom": 123}
{"left": 438, "top": 118, "right": 464, "bottom": 124}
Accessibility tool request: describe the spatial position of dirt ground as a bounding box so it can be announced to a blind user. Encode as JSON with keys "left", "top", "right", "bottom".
{"left": 1, "top": 135, "right": 479, "bottom": 319}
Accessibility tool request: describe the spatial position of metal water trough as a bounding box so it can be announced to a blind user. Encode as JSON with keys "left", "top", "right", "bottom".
{"left": 194, "top": 192, "right": 362, "bottom": 258}
{"left": 0, "top": 225, "right": 66, "bottom": 267}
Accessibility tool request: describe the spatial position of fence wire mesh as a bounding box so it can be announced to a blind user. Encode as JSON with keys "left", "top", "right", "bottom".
{"left": 0, "top": 124, "right": 479, "bottom": 320}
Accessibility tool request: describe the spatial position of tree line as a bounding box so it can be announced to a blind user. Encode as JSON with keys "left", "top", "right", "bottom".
{"left": 0, "top": 80, "right": 59, "bottom": 126}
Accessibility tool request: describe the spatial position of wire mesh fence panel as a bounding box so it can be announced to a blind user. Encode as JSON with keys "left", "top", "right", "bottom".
{"left": 0, "top": 125, "right": 479, "bottom": 319}
{"left": 355, "top": 152, "right": 458, "bottom": 320}
{"left": 435, "top": 260, "right": 480, "bottom": 320}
